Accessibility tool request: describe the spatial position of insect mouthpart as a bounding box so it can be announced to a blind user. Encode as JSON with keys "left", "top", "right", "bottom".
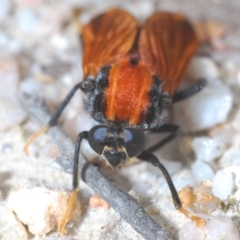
{"left": 102, "top": 145, "right": 128, "bottom": 168}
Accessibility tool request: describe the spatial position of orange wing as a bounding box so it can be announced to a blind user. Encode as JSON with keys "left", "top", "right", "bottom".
{"left": 82, "top": 9, "right": 138, "bottom": 77}
{"left": 139, "top": 12, "right": 198, "bottom": 96}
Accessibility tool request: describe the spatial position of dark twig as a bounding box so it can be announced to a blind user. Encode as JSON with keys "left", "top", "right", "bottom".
{"left": 19, "top": 93, "right": 174, "bottom": 240}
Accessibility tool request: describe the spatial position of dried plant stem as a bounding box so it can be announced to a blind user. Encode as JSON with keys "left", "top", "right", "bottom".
{"left": 20, "top": 93, "right": 174, "bottom": 240}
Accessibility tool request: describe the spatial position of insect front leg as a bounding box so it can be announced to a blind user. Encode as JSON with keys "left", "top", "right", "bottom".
{"left": 58, "top": 131, "right": 88, "bottom": 234}
{"left": 24, "top": 82, "right": 83, "bottom": 154}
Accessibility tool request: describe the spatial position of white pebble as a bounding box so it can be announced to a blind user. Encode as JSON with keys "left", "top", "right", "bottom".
{"left": 0, "top": 32, "right": 22, "bottom": 56}
{"left": 218, "top": 149, "right": 240, "bottom": 168}
{"left": 179, "top": 221, "right": 205, "bottom": 240}
{"left": 0, "top": 98, "right": 27, "bottom": 131}
{"left": 20, "top": 77, "right": 44, "bottom": 94}
{"left": 0, "top": 58, "right": 19, "bottom": 99}
{"left": 234, "top": 189, "right": 240, "bottom": 201}
{"left": 171, "top": 175, "right": 196, "bottom": 191}
{"left": 0, "top": 205, "right": 28, "bottom": 240}
{"left": 191, "top": 137, "right": 225, "bottom": 162}
{"left": 172, "top": 79, "right": 233, "bottom": 132}
{"left": 208, "top": 124, "right": 236, "bottom": 148}
{"left": 191, "top": 160, "right": 214, "bottom": 183}
{"left": 219, "top": 165, "right": 240, "bottom": 190}
{"left": 124, "top": 2, "right": 154, "bottom": 20}
{"left": 179, "top": 215, "right": 239, "bottom": 240}
{"left": 212, "top": 170, "right": 234, "bottom": 200}
{"left": 204, "top": 215, "right": 239, "bottom": 240}
{"left": 7, "top": 187, "right": 81, "bottom": 235}
{"left": 0, "top": 0, "right": 11, "bottom": 22}
{"left": 187, "top": 57, "right": 220, "bottom": 81}
{"left": 16, "top": 8, "right": 39, "bottom": 34}
{"left": 220, "top": 55, "right": 240, "bottom": 87}
{"left": 132, "top": 182, "right": 151, "bottom": 199}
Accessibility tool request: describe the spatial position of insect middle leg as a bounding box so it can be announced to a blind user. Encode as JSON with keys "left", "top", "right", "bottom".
{"left": 146, "top": 124, "right": 180, "bottom": 153}
{"left": 58, "top": 131, "right": 88, "bottom": 234}
{"left": 24, "top": 82, "right": 82, "bottom": 153}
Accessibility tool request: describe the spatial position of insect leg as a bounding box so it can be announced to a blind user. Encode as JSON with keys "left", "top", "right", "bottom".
{"left": 146, "top": 124, "right": 180, "bottom": 153}
{"left": 48, "top": 82, "right": 83, "bottom": 127}
{"left": 138, "top": 150, "right": 182, "bottom": 208}
{"left": 172, "top": 79, "right": 206, "bottom": 103}
{"left": 58, "top": 131, "right": 88, "bottom": 235}
{"left": 138, "top": 150, "right": 206, "bottom": 226}
{"left": 24, "top": 82, "right": 82, "bottom": 154}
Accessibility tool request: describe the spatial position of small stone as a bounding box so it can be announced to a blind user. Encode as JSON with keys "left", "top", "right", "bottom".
{"left": 179, "top": 215, "right": 239, "bottom": 240}
{"left": 220, "top": 55, "right": 240, "bottom": 87}
{"left": 212, "top": 170, "right": 234, "bottom": 200}
{"left": 20, "top": 77, "right": 44, "bottom": 95}
{"left": 193, "top": 21, "right": 226, "bottom": 50}
{"left": 0, "top": 98, "right": 27, "bottom": 131}
{"left": 234, "top": 189, "right": 240, "bottom": 201}
{"left": 179, "top": 185, "right": 220, "bottom": 214}
{"left": 191, "top": 137, "right": 225, "bottom": 162}
{"left": 178, "top": 186, "right": 196, "bottom": 208}
{"left": 216, "top": 165, "right": 240, "bottom": 190}
{"left": 0, "top": 205, "right": 28, "bottom": 240}
{"left": 0, "top": 0, "right": 11, "bottom": 22}
{"left": 1, "top": 142, "right": 13, "bottom": 154}
{"left": 179, "top": 221, "right": 205, "bottom": 240}
{"left": 0, "top": 58, "right": 19, "bottom": 99}
{"left": 208, "top": 124, "right": 236, "bottom": 148}
{"left": 123, "top": 1, "right": 154, "bottom": 20}
{"left": 7, "top": 187, "right": 81, "bottom": 235}
{"left": 38, "top": 142, "right": 59, "bottom": 159}
{"left": 191, "top": 160, "right": 215, "bottom": 183}
{"left": 204, "top": 215, "right": 239, "bottom": 240}
{"left": 128, "top": 190, "right": 139, "bottom": 201}
{"left": 172, "top": 175, "right": 196, "bottom": 191}
{"left": 172, "top": 79, "right": 233, "bottom": 132}
{"left": 187, "top": 57, "right": 220, "bottom": 81}
{"left": 132, "top": 182, "right": 152, "bottom": 199}
{"left": 16, "top": 8, "right": 39, "bottom": 34}
{"left": 218, "top": 149, "right": 240, "bottom": 168}
{"left": 89, "top": 194, "right": 110, "bottom": 210}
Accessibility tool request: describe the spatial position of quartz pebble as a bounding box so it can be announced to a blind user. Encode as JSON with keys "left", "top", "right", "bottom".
{"left": 172, "top": 79, "right": 233, "bottom": 132}
{"left": 0, "top": 98, "right": 27, "bottom": 131}
{"left": 0, "top": 58, "right": 19, "bottom": 99}
{"left": 212, "top": 169, "right": 234, "bottom": 200}
{"left": 20, "top": 77, "right": 44, "bottom": 95}
{"left": 0, "top": 0, "right": 11, "bottom": 22}
{"left": 220, "top": 55, "right": 240, "bottom": 87}
{"left": 191, "top": 160, "right": 214, "bottom": 183}
{"left": 16, "top": 8, "right": 40, "bottom": 34}
{"left": 191, "top": 137, "right": 225, "bottom": 162}
{"left": 0, "top": 205, "right": 28, "bottom": 240}
{"left": 179, "top": 215, "right": 239, "bottom": 240}
{"left": 89, "top": 194, "right": 110, "bottom": 209}
{"left": 7, "top": 188, "right": 81, "bottom": 235}
{"left": 187, "top": 57, "right": 220, "bottom": 81}
{"left": 208, "top": 124, "right": 236, "bottom": 148}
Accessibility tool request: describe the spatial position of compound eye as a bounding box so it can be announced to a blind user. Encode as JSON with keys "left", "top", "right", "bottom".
{"left": 124, "top": 128, "right": 146, "bottom": 157}
{"left": 88, "top": 125, "right": 109, "bottom": 154}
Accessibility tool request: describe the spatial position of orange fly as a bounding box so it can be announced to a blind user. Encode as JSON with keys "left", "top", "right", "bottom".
{"left": 24, "top": 9, "right": 206, "bottom": 233}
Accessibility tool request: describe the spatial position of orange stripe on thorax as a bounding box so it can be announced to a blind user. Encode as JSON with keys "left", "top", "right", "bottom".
{"left": 105, "top": 57, "right": 153, "bottom": 125}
